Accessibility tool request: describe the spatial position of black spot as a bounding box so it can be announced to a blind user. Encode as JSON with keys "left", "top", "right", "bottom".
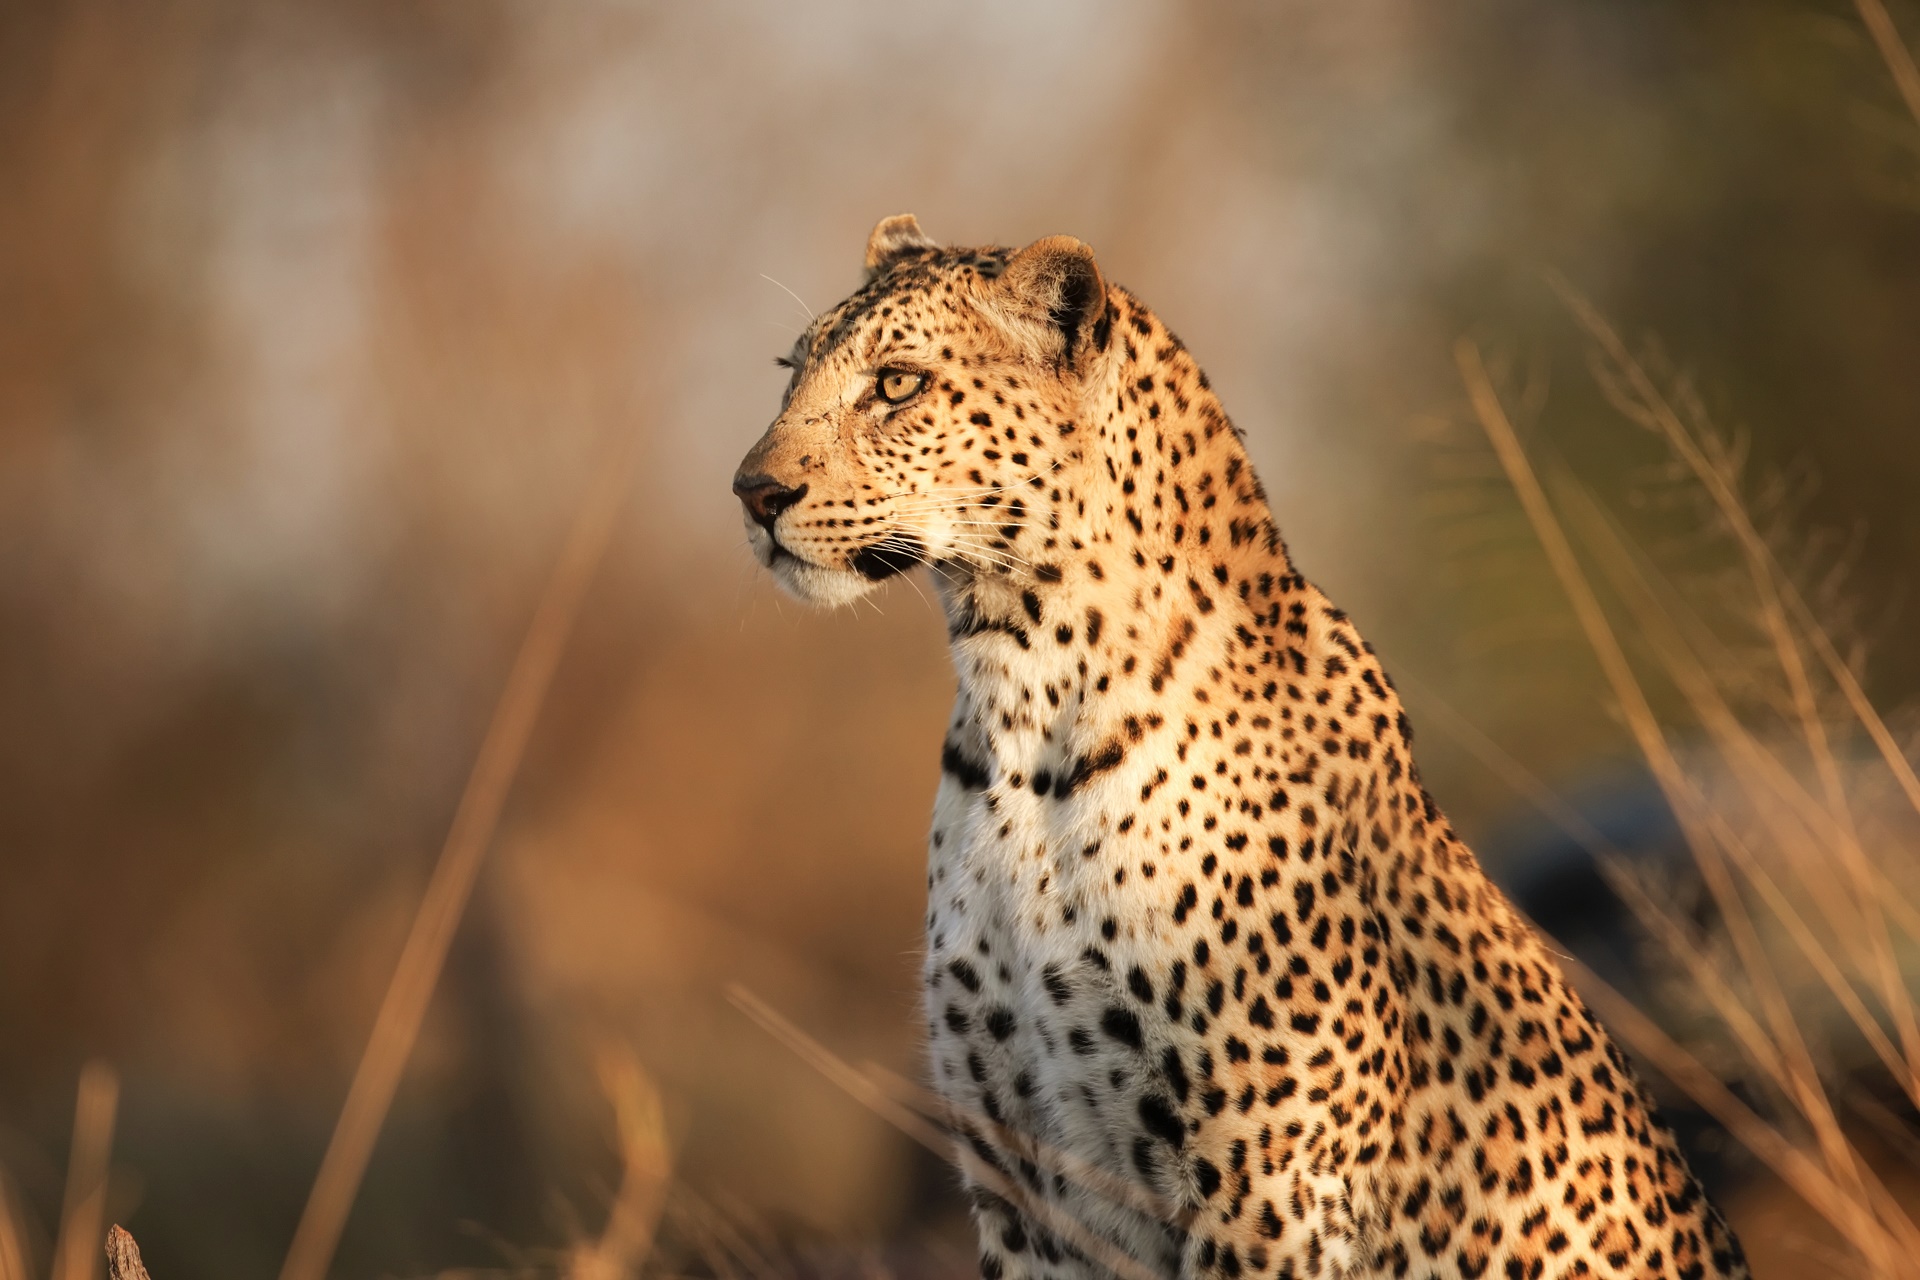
{"left": 1092, "top": 299, "right": 1115, "bottom": 353}
{"left": 1100, "top": 1006, "right": 1144, "bottom": 1050}
{"left": 1162, "top": 1046, "right": 1192, "bottom": 1102}
{"left": 954, "top": 613, "right": 1032, "bottom": 649}
{"left": 1057, "top": 739, "right": 1126, "bottom": 798}
{"left": 1195, "top": 1158, "right": 1222, "bottom": 1197}
{"left": 1137, "top": 1094, "right": 1184, "bottom": 1148}
{"left": 948, "top": 959, "right": 982, "bottom": 992}
{"left": 942, "top": 741, "right": 991, "bottom": 790}
{"left": 985, "top": 1007, "right": 1017, "bottom": 1041}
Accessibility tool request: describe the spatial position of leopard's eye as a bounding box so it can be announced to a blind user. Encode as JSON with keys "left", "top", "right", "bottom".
{"left": 877, "top": 368, "right": 927, "bottom": 405}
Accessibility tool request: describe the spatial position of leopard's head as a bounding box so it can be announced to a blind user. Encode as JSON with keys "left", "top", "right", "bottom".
{"left": 733, "top": 215, "right": 1116, "bottom": 605}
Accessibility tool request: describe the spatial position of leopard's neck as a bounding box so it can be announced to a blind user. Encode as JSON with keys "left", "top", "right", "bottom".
{"left": 928, "top": 291, "right": 1385, "bottom": 819}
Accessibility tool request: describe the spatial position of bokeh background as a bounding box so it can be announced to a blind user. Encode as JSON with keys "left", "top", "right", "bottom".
{"left": 6, "top": 2, "right": 1920, "bottom": 1278}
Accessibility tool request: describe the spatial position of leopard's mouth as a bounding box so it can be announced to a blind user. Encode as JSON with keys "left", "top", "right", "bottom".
{"left": 748, "top": 512, "right": 926, "bottom": 604}
{"left": 758, "top": 524, "right": 924, "bottom": 579}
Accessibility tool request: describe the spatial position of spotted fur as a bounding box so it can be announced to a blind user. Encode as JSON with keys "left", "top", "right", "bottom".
{"left": 733, "top": 216, "right": 1748, "bottom": 1280}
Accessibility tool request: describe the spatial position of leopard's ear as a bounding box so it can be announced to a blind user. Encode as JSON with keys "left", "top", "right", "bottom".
{"left": 989, "top": 235, "right": 1112, "bottom": 376}
{"left": 865, "top": 214, "right": 937, "bottom": 277}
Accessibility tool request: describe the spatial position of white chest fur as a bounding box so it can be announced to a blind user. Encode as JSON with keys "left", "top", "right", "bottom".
{"left": 921, "top": 688, "right": 1193, "bottom": 1272}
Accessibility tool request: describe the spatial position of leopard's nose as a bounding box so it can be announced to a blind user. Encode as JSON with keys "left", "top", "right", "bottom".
{"left": 732, "top": 474, "right": 808, "bottom": 534}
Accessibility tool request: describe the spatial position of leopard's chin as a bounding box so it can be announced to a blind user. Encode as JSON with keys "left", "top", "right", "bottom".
{"left": 766, "top": 546, "right": 884, "bottom": 607}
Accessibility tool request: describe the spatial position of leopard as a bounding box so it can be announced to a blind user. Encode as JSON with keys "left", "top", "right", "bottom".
{"left": 731, "top": 215, "right": 1749, "bottom": 1280}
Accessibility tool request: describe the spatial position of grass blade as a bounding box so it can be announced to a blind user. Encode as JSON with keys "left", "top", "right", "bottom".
{"left": 279, "top": 423, "right": 642, "bottom": 1280}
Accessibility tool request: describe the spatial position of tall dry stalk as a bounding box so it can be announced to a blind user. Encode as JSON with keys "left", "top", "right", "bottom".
{"left": 278, "top": 420, "right": 643, "bottom": 1280}
{"left": 51, "top": 1064, "right": 118, "bottom": 1280}
{"left": 566, "top": 1050, "right": 672, "bottom": 1280}
{"left": 1857, "top": 0, "right": 1920, "bottom": 129}
{"left": 0, "top": 1170, "right": 31, "bottom": 1280}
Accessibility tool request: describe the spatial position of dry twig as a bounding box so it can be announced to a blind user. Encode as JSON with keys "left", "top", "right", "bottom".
{"left": 104, "top": 1227, "right": 151, "bottom": 1280}
{"left": 1856, "top": 0, "right": 1920, "bottom": 130}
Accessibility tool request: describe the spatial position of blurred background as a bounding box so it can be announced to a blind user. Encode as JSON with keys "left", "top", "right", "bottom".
{"left": 6, "top": 2, "right": 1920, "bottom": 1278}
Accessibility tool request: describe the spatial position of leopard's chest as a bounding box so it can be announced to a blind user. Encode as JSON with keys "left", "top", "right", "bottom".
{"left": 919, "top": 735, "right": 1202, "bottom": 1219}
{"left": 923, "top": 769, "right": 1125, "bottom": 1059}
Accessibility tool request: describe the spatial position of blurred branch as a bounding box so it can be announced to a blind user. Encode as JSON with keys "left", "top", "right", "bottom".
{"left": 0, "top": 1171, "right": 30, "bottom": 1280}
{"left": 279, "top": 421, "right": 644, "bottom": 1280}
{"left": 567, "top": 1049, "right": 672, "bottom": 1280}
{"left": 53, "top": 1063, "right": 119, "bottom": 1280}
{"left": 1856, "top": 0, "right": 1920, "bottom": 130}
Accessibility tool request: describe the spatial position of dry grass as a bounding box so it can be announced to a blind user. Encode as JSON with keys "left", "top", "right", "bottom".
{"left": 1403, "top": 18, "right": 1920, "bottom": 1275}
{"left": 0, "top": 1066, "right": 118, "bottom": 1280}
{"left": 565, "top": 1049, "right": 672, "bottom": 1280}
{"left": 277, "top": 416, "right": 644, "bottom": 1280}
{"left": 0, "top": 1171, "right": 34, "bottom": 1280}
{"left": 1456, "top": 297, "right": 1920, "bottom": 1276}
